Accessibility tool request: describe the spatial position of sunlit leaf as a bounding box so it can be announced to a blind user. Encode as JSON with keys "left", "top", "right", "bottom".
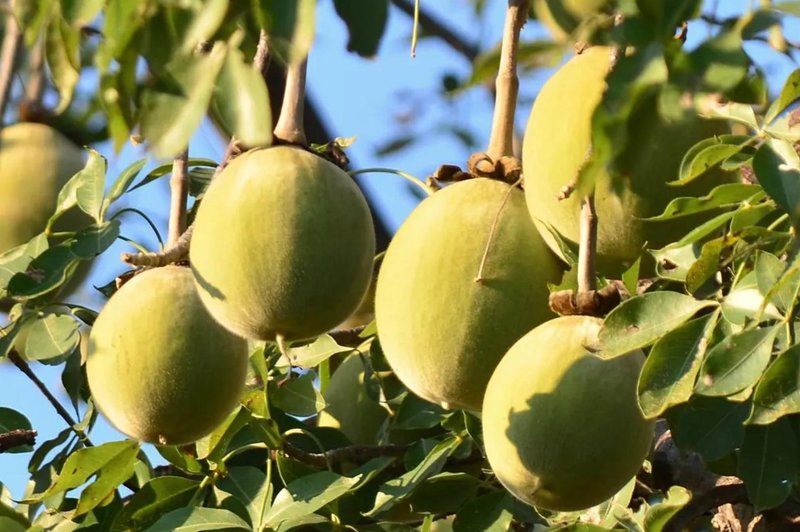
{"left": 749, "top": 344, "right": 800, "bottom": 425}
{"left": 111, "top": 476, "right": 199, "bottom": 531}
{"left": 146, "top": 507, "right": 250, "bottom": 532}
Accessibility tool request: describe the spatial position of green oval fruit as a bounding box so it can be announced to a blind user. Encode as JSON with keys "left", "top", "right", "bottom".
{"left": 190, "top": 146, "right": 375, "bottom": 341}
{"left": 375, "top": 178, "right": 564, "bottom": 412}
{"left": 318, "top": 354, "right": 387, "bottom": 444}
{"left": 523, "top": 46, "right": 734, "bottom": 276}
{"left": 483, "top": 315, "right": 655, "bottom": 511}
{"left": 87, "top": 265, "right": 249, "bottom": 445}
{"left": 532, "top": 0, "right": 610, "bottom": 40}
{"left": 0, "top": 123, "right": 85, "bottom": 253}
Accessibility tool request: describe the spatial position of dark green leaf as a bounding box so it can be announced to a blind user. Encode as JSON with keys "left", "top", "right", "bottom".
{"left": 750, "top": 344, "right": 800, "bottom": 425}
{"left": 393, "top": 393, "right": 447, "bottom": 430}
{"left": 195, "top": 407, "right": 250, "bottom": 463}
{"left": 60, "top": 0, "right": 104, "bottom": 27}
{"left": 638, "top": 314, "right": 717, "bottom": 418}
{"left": 218, "top": 467, "right": 272, "bottom": 530}
{"left": 685, "top": 235, "right": 736, "bottom": 295}
{"left": 45, "top": 16, "right": 81, "bottom": 114}
{"left": 213, "top": 41, "right": 272, "bottom": 148}
{"left": 599, "top": 292, "right": 716, "bottom": 358}
{"left": 453, "top": 491, "right": 513, "bottom": 532}
{"left": 688, "top": 30, "right": 749, "bottom": 91}
{"left": 155, "top": 446, "right": 204, "bottom": 475}
{"left": 755, "top": 251, "right": 800, "bottom": 314}
{"left": 7, "top": 244, "right": 80, "bottom": 299}
{"left": 70, "top": 222, "right": 121, "bottom": 258}
{"left": 333, "top": 0, "right": 388, "bottom": 57}
{"left": 264, "top": 471, "right": 361, "bottom": 527}
{"left": 738, "top": 418, "right": 798, "bottom": 511}
{"left": 645, "top": 183, "right": 762, "bottom": 221}
{"left": 23, "top": 314, "right": 80, "bottom": 362}
{"left": 752, "top": 140, "right": 800, "bottom": 222}
{"left": 695, "top": 326, "right": 779, "bottom": 397}
{"left": 0, "top": 234, "right": 48, "bottom": 293}
{"left": 0, "top": 408, "right": 33, "bottom": 454}
{"left": 145, "top": 507, "right": 250, "bottom": 532}
{"left": 111, "top": 476, "right": 199, "bottom": 532}
{"left": 180, "top": 0, "right": 228, "bottom": 54}
{"left": 28, "top": 428, "right": 72, "bottom": 473}
{"left": 95, "top": 0, "right": 148, "bottom": 71}
{"left": 406, "top": 472, "right": 480, "bottom": 515}
{"left": 271, "top": 372, "right": 325, "bottom": 417}
{"left": 669, "top": 397, "right": 750, "bottom": 461}
{"left": 673, "top": 138, "right": 750, "bottom": 186}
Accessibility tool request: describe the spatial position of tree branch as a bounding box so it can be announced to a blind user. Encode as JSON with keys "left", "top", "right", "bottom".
{"left": 273, "top": 56, "right": 308, "bottom": 145}
{"left": 167, "top": 150, "right": 189, "bottom": 247}
{"left": 280, "top": 441, "right": 409, "bottom": 469}
{"left": 0, "top": 7, "right": 21, "bottom": 126}
{"left": 389, "top": 0, "right": 479, "bottom": 61}
{"left": 0, "top": 428, "right": 36, "bottom": 453}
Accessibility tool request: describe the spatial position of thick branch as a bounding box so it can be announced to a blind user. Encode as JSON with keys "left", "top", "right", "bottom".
{"left": 389, "top": 0, "right": 479, "bottom": 61}
{"left": 486, "top": 0, "right": 527, "bottom": 161}
{"left": 273, "top": 57, "right": 308, "bottom": 145}
{"left": 0, "top": 428, "right": 36, "bottom": 453}
{"left": 167, "top": 150, "right": 189, "bottom": 247}
{"left": 0, "top": 9, "right": 21, "bottom": 126}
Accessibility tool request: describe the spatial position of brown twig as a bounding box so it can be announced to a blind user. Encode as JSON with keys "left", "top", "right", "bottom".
{"left": 167, "top": 150, "right": 189, "bottom": 247}
{"left": 18, "top": 33, "right": 45, "bottom": 121}
{"left": 273, "top": 56, "right": 308, "bottom": 146}
{"left": 389, "top": 0, "right": 479, "bottom": 61}
{"left": 280, "top": 441, "right": 409, "bottom": 469}
{"left": 121, "top": 29, "right": 271, "bottom": 267}
{"left": 0, "top": 428, "right": 37, "bottom": 453}
{"left": 0, "top": 7, "right": 21, "bottom": 126}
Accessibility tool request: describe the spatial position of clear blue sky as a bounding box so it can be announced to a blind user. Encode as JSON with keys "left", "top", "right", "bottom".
{"left": 1, "top": 0, "right": 798, "bottom": 501}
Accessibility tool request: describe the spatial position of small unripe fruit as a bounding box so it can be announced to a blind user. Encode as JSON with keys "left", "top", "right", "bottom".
{"left": 318, "top": 354, "right": 387, "bottom": 444}
{"left": 0, "top": 123, "right": 85, "bottom": 253}
{"left": 483, "top": 315, "right": 655, "bottom": 511}
{"left": 190, "top": 146, "right": 375, "bottom": 341}
{"left": 376, "top": 178, "right": 564, "bottom": 412}
{"left": 86, "top": 266, "right": 249, "bottom": 445}
{"left": 523, "top": 46, "right": 734, "bottom": 276}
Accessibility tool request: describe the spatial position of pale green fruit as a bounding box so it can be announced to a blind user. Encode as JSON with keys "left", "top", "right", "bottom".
{"left": 318, "top": 354, "right": 387, "bottom": 444}
{"left": 483, "top": 315, "right": 655, "bottom": 511}
{"left": 532, "top": 0, "right": 610, "bottom": 40}
{"left": 190, "top": 146, "right": 375, "bottom": 341}
{"left": 375, "top": 178, "right": 564, "bottom": 412}
{"left": 523, "top": 46, "right": 734, "bottom": 276}
{"left": 87, "top": 266, "right": 249, "bottom": 445}
{"left": 0, "top": 123, "right": 85, "bottom": 253}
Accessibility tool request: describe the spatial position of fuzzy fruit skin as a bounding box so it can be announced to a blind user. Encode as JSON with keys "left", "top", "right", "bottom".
{"left": 375, "top": 178, "right": 564, "bottom": 412}
{"left": 318, "top": 354, "right": 387, "bottom": 444}
{"left": 190, "top": 146, "right": 375, "bottom": 341}
{"left": 483, "top": 315, "right": 655, "bottom": 511}
{"left": 523, "top": 46, "right": 734, "bottom": 276}
{"left": 0, "top": 123, "right": 85, "bottom": 253}
{"left": 86, "top": 266, "right": 249, "bottom": 445}
{"left": 532, "top": 0, "right": 609, "bottom": 40}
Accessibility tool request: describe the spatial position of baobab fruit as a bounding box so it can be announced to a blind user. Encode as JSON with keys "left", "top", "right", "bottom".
{"left": 532, "top": 0, "right": 610, "bottom": 40}
{"left": 522, "top": 46, "right": 733, "bottom": 276}
{"left": 318, "top": 354, "right": 387, "bottom": 444}
{"left": 0, "top": 123, "right": 85, "bottom": 253}
{"left": 483, "top": 315, "right": 655, "bottom": 511}
{"left": 86, "top": 266, "right": 248, "bottom": 445}
{"left": 375, "top": 178, "right": 563, "bottom": 412}
{"left": 190, "top": 146, "right": 375, "bottom": 341}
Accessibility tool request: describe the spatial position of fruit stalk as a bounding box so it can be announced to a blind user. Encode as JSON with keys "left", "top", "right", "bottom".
{"left": 486, "top": 0, "right": 528, "bottom": 162}
{"left": 273, "top": 56, "right": 309, "bottom": 145}
{"left": 0, "top": 8, "right": 21, "bottom": 126}
{"left": 21, "top": 35, "right": 45, "bottom": 113}
{"left": 577, "top": 194, "right": 597, "bottom": 293}
{"left": 167, "top": 149, "right": 189, "bottom": 247}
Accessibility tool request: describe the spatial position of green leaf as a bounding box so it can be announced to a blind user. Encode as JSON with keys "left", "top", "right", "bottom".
{"left": 264, "top": 471, "right": 361, "bottom": 527}
{"left": 452, "top": 491, "right": 513, "bottom": 532}
{"left": 74, "top": 444, "right": 140, "bottom": 516}
{"left": 752, "top": 139, "right": 800, "bottom": 222}
{"left": 46, "top": 15, "right": 81, "bottom": 114}
{"left": 180, "top": 0, "right": 228, "bottom": 54}
{"left": 278, "top": 336, "right": 351, "bottom": 370}
{"left": 60, "top": 0, "right": 104, "bottom": 27}
{"left": 95, "top": 0, "right": 148, "bottom": 71}
{"left": 668, "top": 209, "right": 739, "bottom": 248}
{"left": 645, "top": 183, "right": 762, "bottom": 221}
{"left": 765, "top": 69, "right": 800, "bottom": 124}
{"left": 641, "top": 486, "right": 691, "bottom": 532}
{"left": 111, "top": 476, "right": 199, "bottom": 532}
{"left": 254, "top": 0, "right": 316, "bottom": 66}
{"left": 673, "top": 137, "right": 751, "bottom": 186}
{"left": 651, "top": 242, "right": 699, "bottom": 283}
{"left": 738, "top": 418, "right": 798, "bottom": 511}
{"left": 7, "top": 244, "right": 80, "bottom": 299}
{"left": 217, "top": 467, "right": 272, "bottom": 530}
{"left": 695, "top": 326, "right": 779, "bottom": 397}
{"left": 213, "top": 41, "right": 272, "bottom": 148}
{"left": 756, "top": 252, "right": 800, "bottom": 315}
{"left": 70, "top": 222, "right": 121, "bottom": 259}
{"left": 145, "top": 507, "right": 250, "bottom": 532}
{"left": 366, "top": 436, "right": 462, "bottom": 517}
{"left": 393, "top": 393, "right": 447, "bottom": 430}
{"left": 28, "top": 428, "right": 72, "bottom": 473}
{"left": 697, "top": 98, "right": 759, "bottom": 129}
{"left": 0, "top": 234, "right": 49, "bottom": 294}
{"left": 688, "top": 30, "right": 749, "bottom": 91}
{"left": 669, "top": 397, "right": 750, "bottom": 461}
{"left": 195, "top": 406, "right": 250, "bottom": 463}
{"left": 23, "top": 313, "right": 80, "bottom": 362}
{"left": 36, "top": 440, "right": 139, "bottom": 501}
{"left": 685, "top": 235, "right": 736, "bottom": 295}
{"left": 0, "top": 517, "right": 25, "bottom": 532}
{"left": 599, "top": 292, "right": 716, "bottom": 358}
{"left": 0, "top": 408, "right": 34, "bottom": 454}
{"left": 156, "top": 446, "right": 204, "bottom": 475}
{"left": 749, "top": 344, "right": 800, "bottom": 425}
{"left": 102, "top": 158, "right": 147, "bottom": 217}
{"left": 638, "top": 314, "right": 717, "bottom": 419}
{"left": 128, "top": 158, "right": 217, "bottom": 193}
{"left": 723, "top": 271, "right": 783, "bottom": 326}
{"left": 333, "top": 0, "right": 388, "bottom": 57}
{"left": 140, "top": 43, "right": 227, "bottom": 158}
{"left": 48, "top": 149, "right": 106, "bottom": 228}
{"left": 271, "top": 372, "right": 325, "bottom": 417}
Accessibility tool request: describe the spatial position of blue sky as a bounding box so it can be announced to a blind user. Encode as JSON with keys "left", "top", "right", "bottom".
{"left": 1, "top": 0, "right": 799, "bottom": 501}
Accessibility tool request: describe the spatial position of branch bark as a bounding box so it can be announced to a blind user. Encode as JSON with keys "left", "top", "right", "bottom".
{"left": 0, "top": 8, "right": 21, "bottom": 126}
{"left": 577, "top": 194, "right": 597, "bottom": 293}
{"left": 167, "top": 150, "right": 189, "bottom": 247}
{"left": 0, "top": 428, "right": 36, "bottom": 453}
